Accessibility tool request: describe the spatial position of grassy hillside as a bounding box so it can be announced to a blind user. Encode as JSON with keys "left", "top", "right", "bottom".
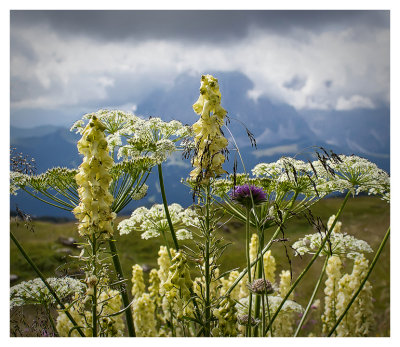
{"left": 10, "top": 196, "right": 390, "bottom": 336}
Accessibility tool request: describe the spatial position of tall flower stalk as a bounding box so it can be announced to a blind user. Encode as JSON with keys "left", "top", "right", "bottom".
{"left": 189, "top": 74, "right": 229, "bottom": 336}
{"left": 73, "top": 116, "right": 118, "bottom": 336}
{"left": 230, "top": 185, "right": 267, "bottom": 336}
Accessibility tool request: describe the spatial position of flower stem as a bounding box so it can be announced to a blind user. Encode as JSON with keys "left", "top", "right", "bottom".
{"left": 245, "top": 206, "right": 253, "bottom": 336}
{"left": 91, "top": 235, "right": 98, "bottom": 337}
{"left": 327, "top": 226, "right": 390, "bottom": 337}
{"left": 294, "top": 255, "right": 329, "bottom": 337}
{"left": 253, "top": 230, "right": 264, "bottom": 336}
{"left": 158, "top": 164, "right": 180, "bottom": 251}
{"left": 44, "top": 304, "right": 59, "bottom": 337}
{"left": 10, "top": 231, "right": 85, "bottom": 337}
{"left": 108, "top": 238, "right": 136, "bottom": 337}
{"left": 204, "top": 184, "right": 211, "bottom": 337}
{"left": 264, "top": 191, "right": 351, "bottom": 336}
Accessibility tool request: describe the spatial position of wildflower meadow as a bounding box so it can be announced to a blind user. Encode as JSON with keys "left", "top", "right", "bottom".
{"left": 10, "top": 74, "right": 390, "bottom": 338}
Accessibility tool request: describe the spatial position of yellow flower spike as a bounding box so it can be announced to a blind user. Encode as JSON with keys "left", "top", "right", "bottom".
{"left": 74, "top": 115, "right": 115, "bottom": 238}
{"left": 162, "top": 252, "right": 193, "bottom": 302}
{"left": 190, "top": 74, "right": 228, "bottom": 184}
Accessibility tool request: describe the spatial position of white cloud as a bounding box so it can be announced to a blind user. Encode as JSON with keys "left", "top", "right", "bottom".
{"left": 336, "top": 95, "right": 375, "bottom": 110}
{"left": 165, "top": 152, "right": 191, "bottom": 169}
{"left": 11, "top": 24, "right": 389, "bottom": 114}
{"left": 252, "top": 144, "right": 299, "bottom": 158}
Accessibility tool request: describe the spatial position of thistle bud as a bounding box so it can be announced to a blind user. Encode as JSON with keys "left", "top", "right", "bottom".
{"left": 237, "top": 314, "right": 259, "bottom": 327}
{"left": 247, "top": 278, "right": 274, "bottom": 295}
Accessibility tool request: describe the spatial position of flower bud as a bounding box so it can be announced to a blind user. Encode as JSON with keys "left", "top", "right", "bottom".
{"left": 237, "top": 314, "right": 259, "bottom": 327}
{"left": 248, "top": 278, "right": 274, "bottom": 295}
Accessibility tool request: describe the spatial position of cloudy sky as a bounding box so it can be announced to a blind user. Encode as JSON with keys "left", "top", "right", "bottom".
{"left": 10, "top": 10, "right": 389, "bottom": 128}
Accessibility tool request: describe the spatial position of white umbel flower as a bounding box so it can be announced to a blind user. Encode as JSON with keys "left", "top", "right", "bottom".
{"left": 118, "top": 203, "right": 198, "bottom": 240}
{"left": 10, "top": 277, "right": 84, "bottom": 308}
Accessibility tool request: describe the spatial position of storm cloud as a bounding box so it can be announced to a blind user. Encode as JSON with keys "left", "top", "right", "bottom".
{"left": 11, "top": 10, "right": 389, "bottom": 43}
{"left": 10, "top": 10, "right": 390, "bottom": 127}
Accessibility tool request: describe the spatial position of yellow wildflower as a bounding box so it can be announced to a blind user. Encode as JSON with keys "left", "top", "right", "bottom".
{"left": 73, "top": 116, "right": 115, "bottom": 237}
{"left": 190, "top": 74, "right": 228, "bottom": 183}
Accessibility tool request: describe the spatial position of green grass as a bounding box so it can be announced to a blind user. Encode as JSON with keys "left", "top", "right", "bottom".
{"left": 10, "top": 195, "right": 390, "bottom": 336}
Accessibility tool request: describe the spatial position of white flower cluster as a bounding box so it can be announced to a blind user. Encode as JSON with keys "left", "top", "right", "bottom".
{"left": 118, "top": 203, "right": 198, "bottom": 240}
{"left": 71, "top": 109, "right": 139, "bottom": 137}
{"left": 10, "top": 171, "right": 25, "bottom": 195}
{"left": 252, "top": 157, "right": 324, "bottom": 197}
{"left": 252, "top": 157, "right": 310, "bottom": 179}
{"left": 119, "top": 117, "right": 192, "bottom": 165}
{"left": 71, "top": 109, "right": 192, "bottom": 166}
{"left": 10, "top": 167, "right": 78, "bottom": 195}
{"left": 292, "top": 216, "right": 373, "bottom": 259}
{"left": 313, "top": 154, "right": 390, "bottom": 201}
{"left": 130, "top": 184, "right": 149, "bottom": 200}
{"left": 252, "top": 154, "right": 390, "bottom": 201}
{"left": 10, "top": 277, "right": 84, "bottom": 308}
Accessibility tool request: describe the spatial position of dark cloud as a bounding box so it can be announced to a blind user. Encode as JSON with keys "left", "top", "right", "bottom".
{"left": 11, "top": 10, "right": 389, "bottom": 43}
{"left": 283, "top": 75, "right": 307, "bottom": 91}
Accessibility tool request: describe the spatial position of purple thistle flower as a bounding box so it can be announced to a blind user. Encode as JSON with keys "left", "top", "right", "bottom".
{"left": 230, "top": 185, "right": 266, "bottom": 208}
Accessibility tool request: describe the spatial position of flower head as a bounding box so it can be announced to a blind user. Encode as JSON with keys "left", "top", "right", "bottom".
{"left": 118, "top": 203, "right": 198, "bottom": 240}
{"left": 190, "top": 74, "right": 228, "bottom": 184}
{"left": 292, "top": 221, "right": 373, "bottom": 259}
{"left": 248, "top": 278, "right": 274, "bottom": 295}
{"left": 72, "top": 116, "right": 116, "bottom": 237}
{"left": 10, "top": 277, "right": 84, "bottom": 308}
{"left": 230, "top": 185, "right": 266, "bottom": 208}
{"left": 237, "top": 314, "right": 259, "bottom": 327}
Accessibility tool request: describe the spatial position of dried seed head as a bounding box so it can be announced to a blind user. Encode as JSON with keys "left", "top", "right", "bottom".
{"left": 237, "top": 314, "right": 259, "bottom": 327}
{"left": 248, "top": 278, "right": 274, "bottom": 295}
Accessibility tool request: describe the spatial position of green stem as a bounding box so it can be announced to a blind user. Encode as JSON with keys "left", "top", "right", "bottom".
{"left": 294, "top": 255, "right": 329, "bottom": 337}
{"left": 327, "top": 226, "right": 390, "bottom": 337}
{"left": 21, "top": 187, "right": 73, "bottom": 211}
{"left": 253, "top": 230, "right": 264, "bottom": 336}
{"left": 160, "top": 229, "right": 172, "bottom": 260}
{"left": 10, "top": 231, "right": 85, "bottom": 337}
{"left": 261, "top": 294, "right": 266, "bottom": 336}
{"left": 264, "top": 294, "right": 273, "bottom": 337}
{"left": 158, "top": 164, "right": 180, "bottom": 250}
{"left": 91, "top": 235, "right": 98, "bottom": 337}
{"left": 245, "top": 207, "right": 252, "bottom": 336}
{"left": 44, "top": 304, "right": 59, "bottom": 337}
{"left": 204, "top": 185, "right": 211, "bottom": 337}
{"left": 108, "top": 239, "right": 136, "bottom": 337}
{"left": 264, "top": 191, "right": 351, "bottom": 336}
